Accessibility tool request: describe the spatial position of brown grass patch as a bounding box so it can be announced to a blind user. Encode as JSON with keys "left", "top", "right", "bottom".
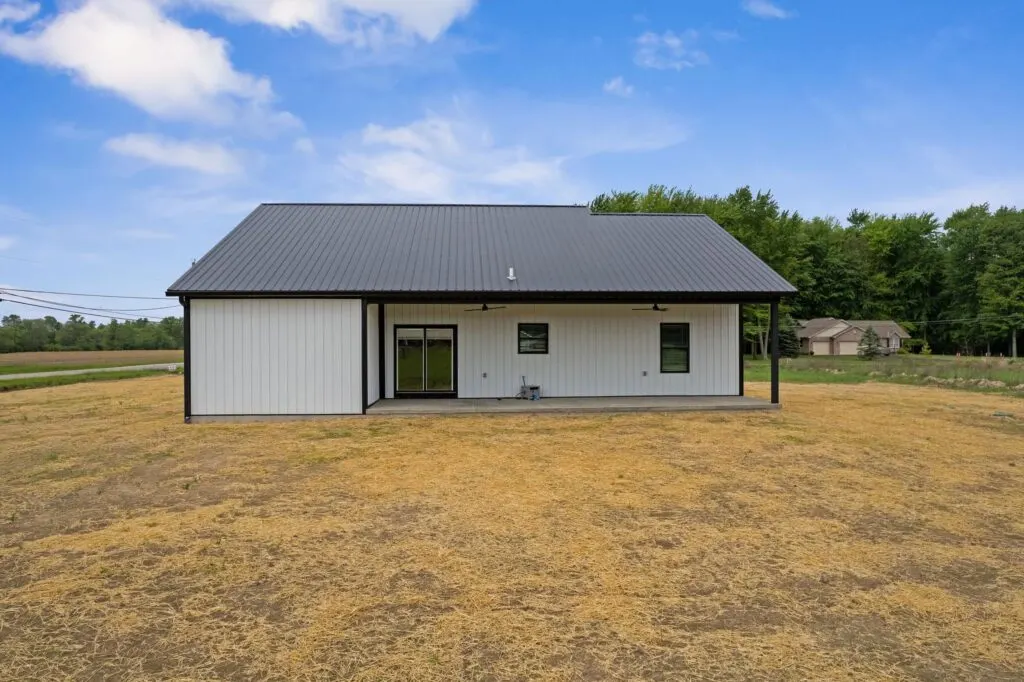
{"left": 1, "top": 379, "right": 1023, "bottom": 680}
{"left": 0, "top": 349, "right": 183, "bottom": 368}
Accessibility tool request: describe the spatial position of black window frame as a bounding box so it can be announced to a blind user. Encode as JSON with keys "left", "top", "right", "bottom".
{"left": 660, "top": 323, "right": 690, "bottom": 374}
{"left": 518, "top": 323, "right": 549, "bottom": 355}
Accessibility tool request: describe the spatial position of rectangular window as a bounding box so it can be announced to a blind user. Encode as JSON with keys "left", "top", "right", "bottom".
{"left": 660, "top": 323, "right": 690, "bottom": 373}
{"left": 518, "top": 323, "right": 549, "bottom": 354}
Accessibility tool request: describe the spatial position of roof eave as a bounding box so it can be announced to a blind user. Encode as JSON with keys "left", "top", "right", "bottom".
{"left": 166, "top": 289, "right": 795, "bottom": 303}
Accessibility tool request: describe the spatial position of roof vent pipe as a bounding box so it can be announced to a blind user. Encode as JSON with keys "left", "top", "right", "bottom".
{"left": 507, "top": 267, "right": 517, "bottom": 281}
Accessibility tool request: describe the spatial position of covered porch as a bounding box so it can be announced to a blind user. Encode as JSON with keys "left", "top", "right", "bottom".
{"left": 366, "top": 394, "right": 776, "bottom": 415}
{"left": 363, "top": 298, "right": 784, "bottom": 412}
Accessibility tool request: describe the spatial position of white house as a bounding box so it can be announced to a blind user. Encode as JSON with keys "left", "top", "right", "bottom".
{"left": 167, "top": 204, "right": 795, "bottom": 420}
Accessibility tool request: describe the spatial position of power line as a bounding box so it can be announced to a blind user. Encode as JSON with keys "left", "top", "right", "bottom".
{"left": 1, "top": 292, "right": 159, "bottom": 320}
{"left": 0, "top": 286, "right": 168, "bottom": 300}
{"left": 0, "top": 298, "right": 174, "bottom": 322}
{"left": 902, "top": 314, "right": 1021, "bottom": 325}
{"left": 0, "top": 290, "right": 179, "bottom": 314}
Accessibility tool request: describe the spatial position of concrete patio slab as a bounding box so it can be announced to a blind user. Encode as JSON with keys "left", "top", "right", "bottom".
{"left": 366, "top": 395, "right": 776, "bottom": 416}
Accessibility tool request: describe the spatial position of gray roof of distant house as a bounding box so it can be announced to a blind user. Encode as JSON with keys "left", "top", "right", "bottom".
{"left": 798, "top": 318, "right": 910, "bottom": 340}
{"left": 796, "top": 317, "right": 843, "bottom": 339}
{"left": 847, "top": 321, "right": 911, "bottom": 338}
{"left": 167, "top": 204, "right": 796, "bottom": 298}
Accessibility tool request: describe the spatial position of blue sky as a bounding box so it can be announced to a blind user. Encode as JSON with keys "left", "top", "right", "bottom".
{"left": 1, "top": 0, "right": 1023, "bottom": 319}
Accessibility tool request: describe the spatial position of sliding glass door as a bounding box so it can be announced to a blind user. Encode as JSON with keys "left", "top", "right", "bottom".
{"left": 395, "top": 326, "right": 456, "bottom": 396}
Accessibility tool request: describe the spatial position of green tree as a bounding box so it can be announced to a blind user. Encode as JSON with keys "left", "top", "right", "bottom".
{"left": 590, "top": 184, "right": 1010, "bottom": 355}
{"left": 942, "top": 205, "right": 994, "bottom": 353}
{"left": 56, "top": 314, "right": 96, "bottom": 350}
{"left": 978, "top": 207, "right": 1024, "bottom": 357}
{"left": 778, "top": 317, "right": 801, "bottom": 358}
{"left": 858, "top": 327, "right": 882, "bottom": 359}
{"left": 860, "top": 212, "right": 944, "bottom": 323}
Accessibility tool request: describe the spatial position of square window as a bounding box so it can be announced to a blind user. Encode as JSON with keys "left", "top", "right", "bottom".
{"left": 518, "top": 323, "right": 549, "bottom": 354}
{"left": 660, "top": 323, "right": 690, "bottom": 373}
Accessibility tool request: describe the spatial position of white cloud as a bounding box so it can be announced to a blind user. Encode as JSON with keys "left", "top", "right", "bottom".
{"left": 483, "top": 159, "right": 563, "bottom": 187}
{"left": 180, "top": 0, "right": 476, "bottom": 46}
{"left": 741, "top": 0, "right": 794, "bottom": 20}
{"left": 116, "top": 228, "right": 174, "bottom": 240}
{"left": 0, "top": 1, "right": 37, "bottom": 24}
{"left": 339, "top": 112, "right": 569, "bottom": 202}
{"left": 602, "top": 76, "right": 634, "bottom": 98}
{"left": 711, "top": 29, "right": 740, "bottom": 42}
{"left": 104, "top": 133, "right": 243, "bottom": 175}
{"left": 0, "top": 202, "right": 33, "bottom": 222}
{"left": 0, "top": 0, "right": 283, "bottom": 124}
{"left": 337, "top": 99, "right": 690, "bottom": 203}
{"left": 634, "top": 30, "right": 709, "bottom": 70}
{"left": 0, "top": 235, "right": 15, "bottom": 251}
{"left": 873, "top": 177, "right": 1024, "bottom": 218}
{"left": 294, "top": 137, "right": 316, "bottom": 155}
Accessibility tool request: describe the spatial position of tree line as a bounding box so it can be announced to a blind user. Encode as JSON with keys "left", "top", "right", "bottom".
{"left": 3, "top": 186, "right": 1021, "bottom": 357}
{"left": 592, "top": 186, "right": 1024, "bottom": 357}
{"left": 0, "top": 314, "right": 183, "bottom": 353}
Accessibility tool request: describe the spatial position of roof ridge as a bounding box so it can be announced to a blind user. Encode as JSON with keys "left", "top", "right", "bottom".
{"left": 259, "top": 202, "right": 588, "bottom": 208}
{"left": 590, "top": 212, "right": 709, "bottom": 217}
{"left": 256, "top": 204, "right": 711, "bottom": 217}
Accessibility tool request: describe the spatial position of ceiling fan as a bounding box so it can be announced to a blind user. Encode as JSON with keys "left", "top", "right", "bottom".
{"left": 464, "top": 303, "right": 508, "bottom": 312}
{"left": 632, "top": 304, "right": 671, "bottom": 312}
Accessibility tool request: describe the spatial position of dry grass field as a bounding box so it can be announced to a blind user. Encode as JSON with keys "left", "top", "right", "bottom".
{"left": 0, "top": 350, "right": 184, "bottom": 374}
{"left": 1, "top": 378, "right": 1022, "bottom": 680}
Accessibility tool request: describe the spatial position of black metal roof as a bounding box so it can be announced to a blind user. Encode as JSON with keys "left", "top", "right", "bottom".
{"left": 167, "top": 204, "right": 795, "bottom": 299}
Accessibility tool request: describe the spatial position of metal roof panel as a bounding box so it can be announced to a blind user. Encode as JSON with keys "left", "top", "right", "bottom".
{"left": 167, "top": 204, "right": 796, "bottom": 295}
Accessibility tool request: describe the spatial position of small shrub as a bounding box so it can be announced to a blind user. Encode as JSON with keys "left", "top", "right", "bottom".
{"left": 921, "top": 342, "right": 933, "bottom": 356}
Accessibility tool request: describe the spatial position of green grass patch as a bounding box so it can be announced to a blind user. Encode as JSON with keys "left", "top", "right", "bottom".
{"left": 746, "top": 364, "right": 868, "bottom": 384}
{"left": 747, "top": 355, "right": 1024, "bottom": 395}
{"left": 0, "top": 370, "right": 175, "bottom": 392}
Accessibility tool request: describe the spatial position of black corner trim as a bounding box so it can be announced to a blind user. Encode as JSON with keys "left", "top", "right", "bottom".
{"left": 377, "top": 303, "right": 386, "bottom": 402}
{"left": 182, "top": 296, "right": 192, "bottom": 423}
{"left": 361, "top": 299, "right": 368, "bottom": 414}
{"left": 738, "top": 304, "right": 744, "bottom": 396}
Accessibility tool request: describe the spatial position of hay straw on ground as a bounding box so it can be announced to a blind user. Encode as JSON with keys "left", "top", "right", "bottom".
{"left": 1, "top": 378, "right": 1022, "bottom": 680}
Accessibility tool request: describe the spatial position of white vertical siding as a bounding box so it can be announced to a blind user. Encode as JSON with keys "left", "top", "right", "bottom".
{"left": 366, "top": 303, "right": 380, "bottom": 405}
{"left": 384, "top": 303, "right": 739, "bottom": 398}
{"left": 190, "top": 299, "right": 363, "bottom": 415}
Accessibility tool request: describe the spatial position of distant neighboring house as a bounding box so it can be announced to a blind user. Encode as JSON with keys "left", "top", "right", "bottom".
{"left": 796, "top": 318, "right": 910, "bottom": 356}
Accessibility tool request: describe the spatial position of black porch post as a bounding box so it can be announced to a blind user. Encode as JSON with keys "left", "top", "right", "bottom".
{"left": 770, "top": 300, "right": 780, "bottom": 405}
